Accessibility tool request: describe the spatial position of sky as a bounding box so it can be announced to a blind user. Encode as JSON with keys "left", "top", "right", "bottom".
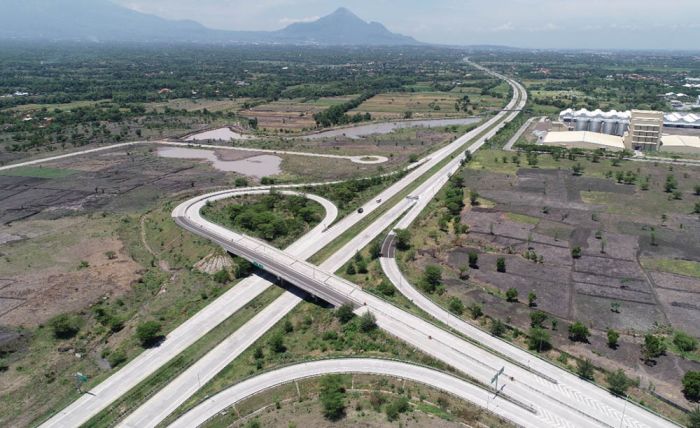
{"left": 114, "top": 0, "right": 700, "bottom": 50}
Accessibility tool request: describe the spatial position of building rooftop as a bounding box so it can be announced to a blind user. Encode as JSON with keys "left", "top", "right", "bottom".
{"left": 543, "top": 131, "right": 625, "bottom": 149}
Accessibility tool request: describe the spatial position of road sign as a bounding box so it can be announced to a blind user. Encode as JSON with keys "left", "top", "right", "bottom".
{"left": 491, "top": 367, "right": 504, "bottom": 385}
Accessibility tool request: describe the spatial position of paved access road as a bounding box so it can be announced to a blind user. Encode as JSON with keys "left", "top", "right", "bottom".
{"left": 0, "top": 140, "right": 387, "bottom": 173}
{"left": 168, "top": 359, "right": 539, "bottom": 428}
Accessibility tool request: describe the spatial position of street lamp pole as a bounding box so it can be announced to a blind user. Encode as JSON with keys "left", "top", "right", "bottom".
{"left": 619, "top": 395, "right": 628, "bottom": 428}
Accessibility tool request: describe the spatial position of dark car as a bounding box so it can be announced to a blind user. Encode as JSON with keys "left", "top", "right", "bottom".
{"left": 357, "top": 207, "right": 364, "bottom": 214}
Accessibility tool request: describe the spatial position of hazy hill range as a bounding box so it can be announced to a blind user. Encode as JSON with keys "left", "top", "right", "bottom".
{"left": 0, "top": 1, "right": 421, "bottom": 46}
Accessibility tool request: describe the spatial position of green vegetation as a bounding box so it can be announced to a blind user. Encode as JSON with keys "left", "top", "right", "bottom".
{"left": 0, "top": 166, "right": 77, "bottom": 178}
{"left": 641, "top": 334, "right": 667, "bottom": 363}
{"left": 319, "top": 375, "right": 347, "bottom": 420}
{"left": 640, "top": 258, "right": 700, "bottom": 279}
{"left": 135, "top": 321, "right": 162, "bottom": 348}
{"left": 607, "top": 329, "right": 620, "bottom": 349}
{"left": 683, "top": 371, "right": 700, "bottom": 401}
{"left": 568, "top": 322, "right": 591, "bottom": 343}
{"left": 607, "top": 369, "right": 632, "bottom": 396}
{"left": 202, "top": 193, "right": 323, "bottom": 248}
{"left": 49, "top": 314, "right": 83, "bottom": 339}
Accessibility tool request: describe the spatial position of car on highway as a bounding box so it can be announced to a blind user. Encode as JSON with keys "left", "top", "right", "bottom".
{"left": 357, "top": 207, "right": 364, "bottom": 214}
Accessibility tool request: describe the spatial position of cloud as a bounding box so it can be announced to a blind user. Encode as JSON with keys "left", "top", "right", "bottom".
{"left": 278, "top": 15, "right": 320, "bottom": 25}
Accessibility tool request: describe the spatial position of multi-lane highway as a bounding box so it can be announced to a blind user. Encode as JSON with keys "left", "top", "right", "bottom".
{"left": 165, "top": 63, "right": 677, "bottom": 427}
{"left": 44, "top": 60, "right": 677, "bottom": 428}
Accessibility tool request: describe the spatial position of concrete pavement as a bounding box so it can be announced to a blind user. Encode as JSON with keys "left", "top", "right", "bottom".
{"left": 168, "top": 359, "right": 540, "bottom": 428}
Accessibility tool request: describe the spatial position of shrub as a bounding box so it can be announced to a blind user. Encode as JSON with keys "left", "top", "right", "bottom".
{"left": 468, "top": 252, "right": 479, "bottom": 268}
{"left": 505, "top": 288, "right": 518, "bottom": 302}
{"left": 107, "top": 349, "right": 127, "bottom": 368}
{"left": 490, "top": 319, "right": 507, "bottom": 337}
{"left": 496, "top": 257, "right": 506, "bottom": 273}
{"left": 688, "top": 407, "right": 700, "bottom": 428}
{"left": 213, "top": 269, "right": 229, "bottom": 284}
{"left": 568, "top": 321, "right": 591, "bottom": 343}
{"left": 527, "top": 291, "right": 537, "bottom": 307}
{"left": 359, "top": 312, "right": 377, "bottom": 332}
{"left": 674, "top": 331, "right": 698, "bottom": 353}
{"left": 320, "top": 375, "right": 346, "bottom": 420}
{"left": 422, "top": 265, "right": 442, "bottom": 293}
{"left": 49, "top": 314, "right": 82, "bottom": 339}
{"left": 336, "top": 304, "right": 355, "bottom": 324}
{"left": 528, "top": 328, "right": 551, "bottom": 352}
{"left": 682, "top": 371, "right": 700, "bottom": 401}
{"left": 607, "top": 329, "right": 620, "bottom": 349}
{"left": 571, "top": 246, "right": 582, "bottom": 259}
{"left": 268, "top": 332, "right": 286, "bottom": 353}
{"left": 641, "top": 334, "right": 666, "bottom": 362}
{"left": 577, "top": 359, "right": 595, "bottom": 380}
{"left": 136, "top": 321, "right": 162, "bottom": 348}
{"left": 385, "top": 396, "right": 410, "bottom": 421}
{"left": 468, "top": 303, "right": 483, "bottom": 319}
{"left": 376, "top": 280, "right": 395, "bottom": 297}
{"left": 606, "top": 369, "right": 631, "bottom": 396}
{"left": 394, "top": 229, "right": 411, "bottom": 250}
{"left": 448, "top": 297, "right": 464, "bottom": 315}
{"left": 530, "top": 311, "right": 548, "bottom": 328}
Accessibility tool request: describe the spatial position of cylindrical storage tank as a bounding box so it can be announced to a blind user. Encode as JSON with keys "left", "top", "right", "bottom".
{"left": 602, "top": 120, "right": 615, "bottom": 135}
{"left": 619, "top": 123, "right": 629, "bottom": 135}
{"left": 590, "top": 119, "right": 602, "bottom": 133}
{"left": 574, "top": 118, "right": 589, "bottom": 131}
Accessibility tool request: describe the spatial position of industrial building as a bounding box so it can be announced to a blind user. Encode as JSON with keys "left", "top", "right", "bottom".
{"left": 624, "top": 110, "right": 664, "bottom": 151}
{"left": 559, "top": 108, "right": 700, "bottom": 133}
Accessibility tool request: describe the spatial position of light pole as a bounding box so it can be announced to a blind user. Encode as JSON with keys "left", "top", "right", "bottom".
{"left": 619, "top": 395, "right": 628, "bottom": 428}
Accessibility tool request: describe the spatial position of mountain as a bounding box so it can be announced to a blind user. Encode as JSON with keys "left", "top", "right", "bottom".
{"left": 276, "top": 8, "right": 419, "bottom": 45}
{"left": 0, "top": 1, "right": 420, "bottom": 46}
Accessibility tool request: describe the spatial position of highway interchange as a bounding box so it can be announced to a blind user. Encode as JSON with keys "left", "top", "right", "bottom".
{"left": 39, "top": 60, "right": 680, "bottom": 428}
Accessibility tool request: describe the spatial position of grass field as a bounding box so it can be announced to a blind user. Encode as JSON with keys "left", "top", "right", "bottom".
{"left": 640, "top": 258, "right": 700, "bottom": 279}
{"left": 0, "top": 165, "right": 78, "bottom": 178}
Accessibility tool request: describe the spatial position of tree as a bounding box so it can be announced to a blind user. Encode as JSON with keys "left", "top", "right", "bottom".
{"left": 528, "top": 328, "right": 551, "bottom": 352}
{"left": 527, "top": 291, "right": 537, "bottom": 307}
{"left": 468, "top": 252, "right": 479, "bottom": 269}
{"left": 319, "top": 375, "right": 346, "bottom": 420}
{"left": 641, "top": 334, "right": 666, "bottom": 362}
{"left": 674, "top": 331, "right": 698, "bottom": 353}
{"left": 359, "top": 311, "right": 377, "bottom": 332}
{"left": 571, "top": 246, "right": 582, "bottom": 259}
{"left": 496, "top": 257, "right": 506, "bottom": 273}
{"left": 607, "top": 329, "right": 620, "bottom": 349}
{"left": 336, "top": 304, "right": 355, "bottom": 324}
{"left": 505, "top": 287, "right": 518, "bottom": 302}
{"left": 530, "top": 310, "right": 548, "bottom": 328}
{"left": 568, "top": 322, "right": 591, "bottom": 343}
{"left": 695, "top": 202, "right": 700, "bottom": 214}
{"left": 136, "top": 321, "right": 162, "bottom": 348}
{"left": 356, "top": 259, "right": 368, "bottom": 274}
{"left": 268, "top": 332, "right": 286, "bottom": 353}
{"left": 490, "top": 319, "right": 507, "bottom": 337}
{"left": 423, "top": 265, "right": 442, "bottom": 293}
{"left": 572, "top": 163, "right": 585, "bottom": 176}
{"left": 606, "top": 369, "right": 631, "bottom": 396}
{"left": 683, "top": 371, "right": 700, "bottom": 401}
{"left": 577, "top": 359, "right": 595, "bottom": 380}
{"left": 49, "top": 314, "right": 82, "bottom": 339}
{"left": 665, "top": 174, "right": 678, "bottom": 193}
{"left": 394, "top": 229, "right": 411, "bottom": 250}
{"left": 448, "top": 297, "right": 464, "bottom": 315}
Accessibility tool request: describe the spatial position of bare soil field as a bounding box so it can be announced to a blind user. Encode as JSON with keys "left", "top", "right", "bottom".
{"left": 240, "top": 96, "right": 355, "bottom": 132}
{"left": 401, "top": 150, "right": 700, "bottom": 410}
